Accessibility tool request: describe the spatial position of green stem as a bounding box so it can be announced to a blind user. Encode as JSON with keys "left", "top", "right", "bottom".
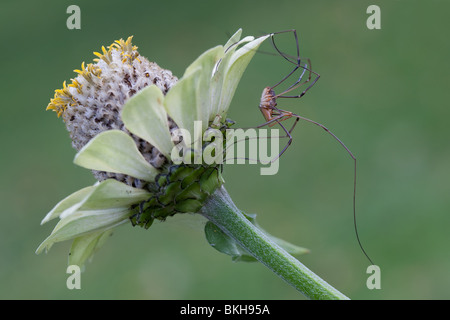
{"left": 200, "top": 186, "right": 349, "bottom": 300}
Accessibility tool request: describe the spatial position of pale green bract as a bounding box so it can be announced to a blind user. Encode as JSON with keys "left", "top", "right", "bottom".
{"left": 121, "top": 85, "right": 174, "bottom": 158}
{"left": 37, "top": 29, "right": 269, "bottom": 268}
{"left": 165, "top": 30, "right": 269, "bottom": 143}
{"left": 74, "top": 130, "right": 159, "bottom": 182}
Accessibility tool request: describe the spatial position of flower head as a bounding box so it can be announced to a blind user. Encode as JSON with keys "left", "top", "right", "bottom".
{"left": 47, "top": 36, "right": 178, "bottom": 187}
{"left": 37, "top": 30, "right": 269, "bottom": 267}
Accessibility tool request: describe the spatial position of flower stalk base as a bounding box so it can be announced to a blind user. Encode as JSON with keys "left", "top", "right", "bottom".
{"left": 200, "top": 186, "right": 350, "bottom": 300}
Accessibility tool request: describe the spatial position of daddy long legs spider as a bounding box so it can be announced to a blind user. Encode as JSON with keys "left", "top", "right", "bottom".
{"left": 257, "top": 29, "right": 374, "bottom": 265}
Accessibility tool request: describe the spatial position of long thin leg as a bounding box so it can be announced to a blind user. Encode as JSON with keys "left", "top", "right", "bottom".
{"left": 277, "top": 70, "right": 320, "bottom": 99}
{"left": 270, "top": 61, "right": 310, "bottom": 92}
{"left": 287, "top": 112, "right": 374, "bottom": 265}
{"left": 270, "top": 64, "right": 300, "bottom": 91}
{"left": 248, "top": 106, "right": 375, "bottom": 265}
{"left": 269, "top": 118, "right": 293, "bottom": 162}
{"left": 290, "top": 112, "right": 355, "bottom": 159}
{"left": 224, "top": 110, "right": 299, "bottom": 164}
{"left": 255, "top": 111, "right": 374, "bottom": 264}
{"left": 270, "top": 29, "right": 321, "bottom": 99}
{"left": 277, "top": 63, "right": 314, "bottom": 97}
{"left": 275, "top": 57, "right": 320, "bottom": 99}
{"left": 270, "top": 29, "right": 300, "bottom": 65}
{"left": 256, "top": 29, "right": 374, "bottom": 265}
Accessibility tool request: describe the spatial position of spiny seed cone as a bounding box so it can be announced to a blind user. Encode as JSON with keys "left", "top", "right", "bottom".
{"left": 47, "top": 36, "right": 179, "bottom": 188}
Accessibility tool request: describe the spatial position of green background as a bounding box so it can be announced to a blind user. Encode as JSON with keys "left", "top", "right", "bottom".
{"left": 1, "top": 0, "right": 449, "bottom": 299}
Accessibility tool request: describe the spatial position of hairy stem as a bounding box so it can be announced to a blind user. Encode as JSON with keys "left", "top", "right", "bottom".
{"left": 200, "top": 186, "right": 349, "bottom": 300}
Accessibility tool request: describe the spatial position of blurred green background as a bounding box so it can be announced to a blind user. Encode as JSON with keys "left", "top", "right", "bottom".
{"left": 1, "top": 0, "right": 449, "bottom": 299}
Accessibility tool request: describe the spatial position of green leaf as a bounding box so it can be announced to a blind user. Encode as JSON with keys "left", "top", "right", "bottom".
{"left": 36, "top": 207, "right": 131, "bottom": 254}
{"left": 38, "top": 179, "right": 149, "bottom": 257}
{"left": 165, "top": 45, "right": 225, "bottom": 143}
{"left": 205, "top": 221, "right": 255, "bottom": 262}
{"left": 184, "top": 45, "right": 224, "bottom": 79}
{"left": 69, "top": 229, "right": 113, "bottom": 268}
{"left": 42, "top": 179, "right": 150, "bottom": 225}
{"left": 121, "top": 85, "right": 174, "bottom": 159}
{"left": 204, "top": 212, "right": 309, "bottom": 262}
{"left": 164, "top": 67, "right": 203, "bottom": 144}
{"left": 223, "top": 29, "right": 243, "bottom": 52}
{"left": 74, "top": 130, "right": 159, "bottom": 182}
{"left": 164, "top": 31, "right": 268, "bottom": 140}
{"left": 78, "top": 179, "right": 150, "bottom": 210}
{"left": 41, "top": 185, "right": 96, "bottom": 225}
{"left": 217, "top": 35, "right": 270, "bottom": 118}
{"left": 185, "top": 46, "right": 224, "bottom": 126}
{"left": 210, "top": 33, "right": 249, "bottom": 119}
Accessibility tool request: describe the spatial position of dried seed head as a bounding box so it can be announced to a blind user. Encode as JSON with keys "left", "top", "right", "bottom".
{"left": 47, "top": 36, "right": 178, "bottom": 187}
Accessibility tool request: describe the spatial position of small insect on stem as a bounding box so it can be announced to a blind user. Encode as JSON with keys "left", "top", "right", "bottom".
{"left": 258, "top": 29, "right": 374, "bottom": 265}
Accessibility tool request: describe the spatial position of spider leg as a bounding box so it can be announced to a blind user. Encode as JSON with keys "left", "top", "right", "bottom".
{"left": 277, "top": 58, "right": 320, "bottom": 99}
{"left": 288, "top": 112, "right": 374, "bottom": 265}
{"left": 251, "top": 110, "right": 298, "bottom": 161}
{"left": 269, "top": 30, "right": 320, "bottom": 99}
{"left": 270, "top": 29, "right": 300, "bottom": 65}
